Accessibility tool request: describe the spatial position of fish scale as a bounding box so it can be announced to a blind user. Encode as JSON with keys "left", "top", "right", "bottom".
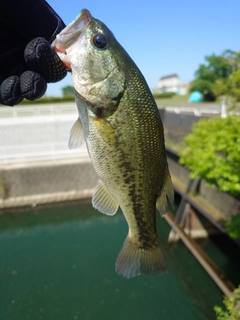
{"left": 53, "top": 9, "right": 174, "bottom": 278}
{"left": 86, "top": 65, "right": 168, "bottom": 267}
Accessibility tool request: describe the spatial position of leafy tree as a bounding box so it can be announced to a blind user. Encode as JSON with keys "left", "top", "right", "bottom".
{"left": 214, "top": 70, "right": 240, "bottom": 101}
{"left": 214, "top": 286, "right": 240, "bottom": 320}
{"left": 212, "top": 69, "right": 240, "bottom": 116}
{"left": 179, "top": 116, "right": 240, "bottom": 197}
{"left": 190, "top": 50, "right": 240, "bottom": 101}
{"left": 190, "top": 78, "right": 215, "bottom": 101}
{"left": 62, "top": 85, "right": 74, "bottom": 96}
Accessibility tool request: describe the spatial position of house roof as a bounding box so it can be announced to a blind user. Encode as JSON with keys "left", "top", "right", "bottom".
{"left": 160, "top": 74, "right": 179, "bottom": 80}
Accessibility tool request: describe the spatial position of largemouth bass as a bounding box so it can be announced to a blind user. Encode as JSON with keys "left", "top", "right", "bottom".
{"left": 53, "top": 9, "right": 174, "bottom": 279}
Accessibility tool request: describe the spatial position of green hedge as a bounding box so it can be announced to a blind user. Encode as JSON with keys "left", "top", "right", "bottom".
{"left": 226, "top": 215, "right": 240, "bottom": 239}
{"left": 19, "top": 96, "right": 75, "bottom": 105}
{"left": 180, "top": 116, "right": 240, "bottom": 197}
{"left": 214, "top": 286, "right": 240, "bottom": 320}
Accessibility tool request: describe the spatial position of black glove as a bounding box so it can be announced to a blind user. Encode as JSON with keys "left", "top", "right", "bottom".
{"left": 0, "top": 0, "right": 67, "bottom": 106}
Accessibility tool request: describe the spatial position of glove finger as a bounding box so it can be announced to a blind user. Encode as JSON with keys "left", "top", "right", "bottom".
{"left": 20, "top": 71, "right": 47, "bottom": 100}
{"left": 0, "top": 76, "right": 23, "bottom": 106}
{"left": 24, "top": 37, "right": 67, "bottom": 83}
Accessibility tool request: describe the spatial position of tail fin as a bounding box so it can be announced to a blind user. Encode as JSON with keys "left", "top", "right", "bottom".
{"left": 115, "top": 237, "right": 167, "bottom": 279}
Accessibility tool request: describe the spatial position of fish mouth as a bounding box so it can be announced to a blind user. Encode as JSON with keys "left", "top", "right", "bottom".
{"left": 52, "top": 9, "right": 92, "bottom": 54}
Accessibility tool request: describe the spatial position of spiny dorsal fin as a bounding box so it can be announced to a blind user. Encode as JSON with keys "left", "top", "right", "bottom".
{"left": 92, "top": 180, "right": 119, "bottom": 215}
{"left": 68, "top": 118, "right": 84, "bottom": 149}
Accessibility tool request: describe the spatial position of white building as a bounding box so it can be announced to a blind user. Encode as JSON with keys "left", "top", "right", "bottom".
{"left": 158, "top": 74, "right": 188, "bottom": 95}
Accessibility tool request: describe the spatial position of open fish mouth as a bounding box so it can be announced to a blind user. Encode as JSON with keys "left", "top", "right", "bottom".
{"left": 52, "top": 9, "right": 92, "bottom": 55}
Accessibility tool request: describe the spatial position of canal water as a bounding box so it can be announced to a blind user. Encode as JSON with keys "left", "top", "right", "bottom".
{"left": 0, "top": 201, "right": 224, "bottom": 320}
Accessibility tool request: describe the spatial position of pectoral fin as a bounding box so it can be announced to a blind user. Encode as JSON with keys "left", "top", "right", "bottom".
{"left": 92, "top": 180, "right": 119, "bottom": 215}
{"left": 68, "top": 118, "right": 84, "bottom": 149}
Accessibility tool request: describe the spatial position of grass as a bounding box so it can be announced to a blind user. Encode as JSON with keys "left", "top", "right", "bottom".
{"left": 1, "top": 94, "right": 219, "bottom": 108}
{"left": 155, "top": 95, "right": 189, "bottom": 107}
{"left": 154, "top": 95, "right": 219, "bottom": 108}
{"left": 18, "top": 95, "right": 188, "bottom": 106}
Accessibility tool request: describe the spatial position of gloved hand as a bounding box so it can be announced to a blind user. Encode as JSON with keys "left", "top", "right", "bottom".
{"left": 0, "top": 0, "right": 67, "bottom": 106}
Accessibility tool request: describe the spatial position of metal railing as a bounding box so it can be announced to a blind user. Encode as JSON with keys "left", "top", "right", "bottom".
{"left": 0, "top": 103, "right": 88, "bottom": 164}
{"left": 0, "top": 102, "right": 77, "bottom": 118}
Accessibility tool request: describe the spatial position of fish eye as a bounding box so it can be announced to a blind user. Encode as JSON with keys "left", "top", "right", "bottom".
{"left": 92, "top": 33, "right": 108, "bottom": 49}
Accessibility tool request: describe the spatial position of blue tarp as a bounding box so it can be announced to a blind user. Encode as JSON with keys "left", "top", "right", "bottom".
{"left": 188, "top": 91, "right": 203, "bottom": 102}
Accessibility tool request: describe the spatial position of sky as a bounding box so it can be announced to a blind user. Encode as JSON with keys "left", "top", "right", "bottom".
{"left": 46, "top": 0, "right": 240, "bottom": 96}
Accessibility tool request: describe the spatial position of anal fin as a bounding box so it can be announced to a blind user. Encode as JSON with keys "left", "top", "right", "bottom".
{"left": 92, "top": 180, "right": 119, "bottom": 215}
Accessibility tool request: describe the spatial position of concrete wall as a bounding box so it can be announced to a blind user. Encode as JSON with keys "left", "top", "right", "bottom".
{"left": 1, "top": 153, "right": 239, "bottom": 221}
{"left": 167, "top": 154, "right": 240, "bottom": 219}
{"left": 161, "top": 110, "right": 203, "bottom": 147}
{"left": 199, "top": 180, "right": 240, "bottom": 218}
{"left": 0, "top": 158, "right": 98, "bottom": 210}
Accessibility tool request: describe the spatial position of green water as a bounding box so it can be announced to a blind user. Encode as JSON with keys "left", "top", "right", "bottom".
{"left": 0, "top": 201, "right": 224, "bottom": 320}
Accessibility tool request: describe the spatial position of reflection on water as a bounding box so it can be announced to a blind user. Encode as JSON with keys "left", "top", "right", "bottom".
{"left": 0, "top": 201, "right": 224, "bottom": 320}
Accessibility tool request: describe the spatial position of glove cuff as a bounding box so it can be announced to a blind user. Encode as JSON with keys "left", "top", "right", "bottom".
{"left": 0, "top": 0, "right": 66, "bottom": 43}
{"left": 44, "top": 2, "right": 66, "bottom": 43}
